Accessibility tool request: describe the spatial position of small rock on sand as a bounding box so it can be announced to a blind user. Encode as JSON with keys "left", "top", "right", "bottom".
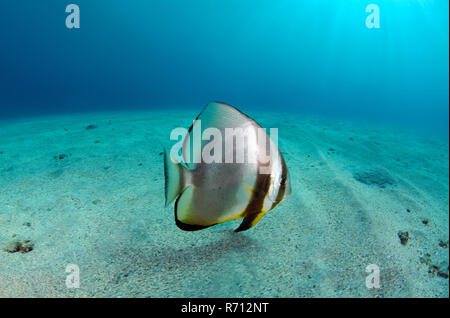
{"left": 398, "top": 231, "right": 409, "bottom": 245}
{"left": 3, "top": 240, "right": 34, "bottom": 254}
{"left": 86, "top": 124, "right": 98, "bottom": 130}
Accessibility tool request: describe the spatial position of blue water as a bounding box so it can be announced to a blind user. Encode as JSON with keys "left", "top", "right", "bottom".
{"left": 0, "top": 0, "right": 448, "bottom": 136}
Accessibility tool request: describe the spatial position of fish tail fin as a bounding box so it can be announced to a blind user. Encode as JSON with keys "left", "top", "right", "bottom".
{"left": 164, "top": 148, "right": 186, "bottom": 207}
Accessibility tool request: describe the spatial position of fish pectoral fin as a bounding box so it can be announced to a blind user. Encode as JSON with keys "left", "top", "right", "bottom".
{"left": 243, "top": 184, "right": 255, "bottom": 198}
{"left": 234, "top": 211, "right": 267, "bottom": 232}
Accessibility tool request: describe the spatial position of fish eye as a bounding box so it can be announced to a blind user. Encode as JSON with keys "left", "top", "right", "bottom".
{"left": 280, "top": 176, "right": 287, "bottom": 186}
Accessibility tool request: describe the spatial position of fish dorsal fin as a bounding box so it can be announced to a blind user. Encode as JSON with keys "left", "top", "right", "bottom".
{"left": 182, "top": 102, "right": 261, "bottom": 169}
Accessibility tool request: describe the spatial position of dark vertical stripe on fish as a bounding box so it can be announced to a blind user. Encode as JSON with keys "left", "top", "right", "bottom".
{"left": 234, "top": 172, "right": 271, "bottom": 232}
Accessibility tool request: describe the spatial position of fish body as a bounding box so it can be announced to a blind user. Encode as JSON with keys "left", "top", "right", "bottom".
{"left": 164, "top": 102, "right": 291, "bottom": 232}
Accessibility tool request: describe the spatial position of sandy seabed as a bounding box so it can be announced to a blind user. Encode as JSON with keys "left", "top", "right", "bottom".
{"left": 0, "top": 109, "right": 448, "bottom": 297}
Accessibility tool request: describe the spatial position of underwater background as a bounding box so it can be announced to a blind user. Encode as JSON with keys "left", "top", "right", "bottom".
{"left": 0, "top": 1, "right": 448, "bottom": 297}
{"left": 0, "top": 0, "right": 448, "bottom": 136}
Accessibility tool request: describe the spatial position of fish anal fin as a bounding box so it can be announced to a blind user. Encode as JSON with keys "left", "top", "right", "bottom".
{"left": 174, "top": 186, "right": 217, "bottom": 231}
{"left": 234, "top": 211, "right": 266, "bottom": 232}
{"left": 175, "top": 217, "right": 215, "bottom": 231}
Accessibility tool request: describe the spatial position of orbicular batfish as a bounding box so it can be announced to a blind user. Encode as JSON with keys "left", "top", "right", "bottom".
{"left": 164, "top": 102, "right": 291, "bottom": 232}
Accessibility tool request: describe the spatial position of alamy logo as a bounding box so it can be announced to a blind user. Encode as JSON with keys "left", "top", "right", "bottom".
{"left": 169, "top": 121, "right": 278, "bottom": 174}
{"left": 66, "top": 264, "right": 80, "bottom": 288}
{"left": 365, "top": 4, "right": 380, "bottom": 29}
{"left": 65, "top": 4, "right": 80, "bottom": 29}
{"left": 365, "top": 264, "right": 380, "bottom": 289}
